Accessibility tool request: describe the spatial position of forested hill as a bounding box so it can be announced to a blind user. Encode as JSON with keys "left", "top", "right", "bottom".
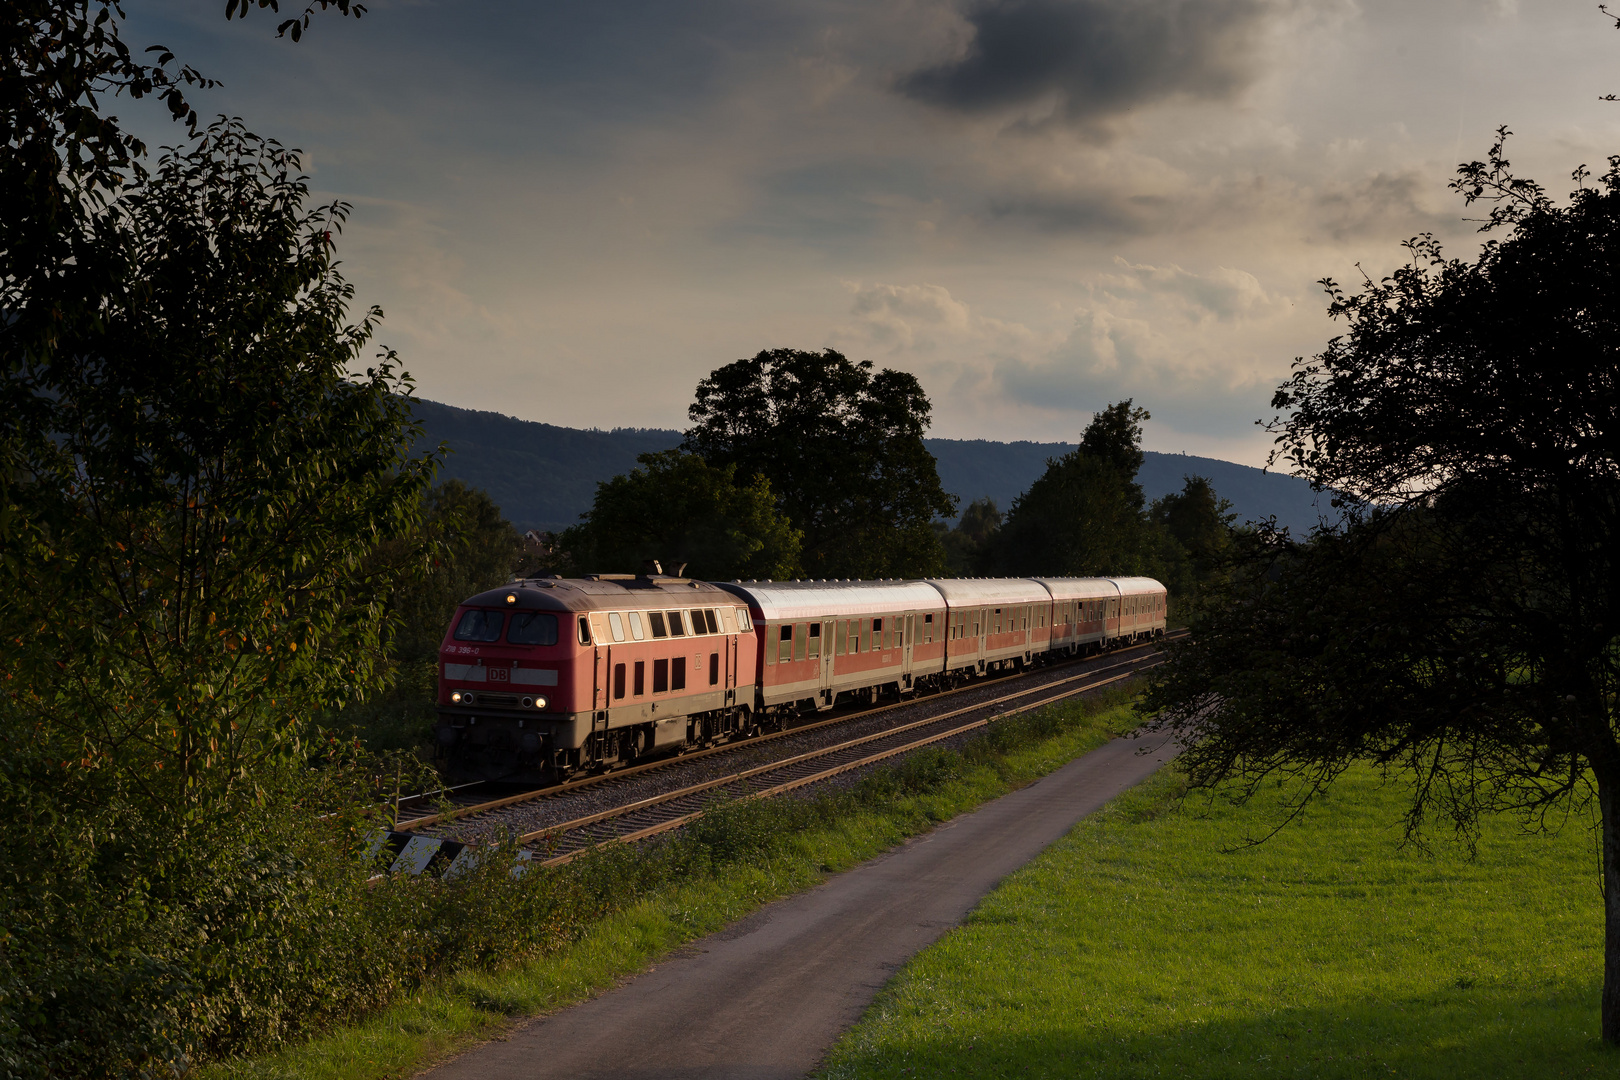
{"left": 413, "top": 398, "right": 1330, "bottom": 536}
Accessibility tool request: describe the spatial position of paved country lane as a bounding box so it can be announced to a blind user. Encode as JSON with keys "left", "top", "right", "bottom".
{"left": 425, "top": 733, "right": 1176, "bottom": 1080}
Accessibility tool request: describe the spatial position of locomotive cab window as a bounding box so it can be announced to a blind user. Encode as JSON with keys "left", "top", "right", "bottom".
{"left": 667, "top": 611, "right": 687, "bottom": 637}
{"left": 508, "top": 611, "right": 559, "bottom": 646}
{"left": 578, "top": 616, "right": 591, "bottom": 645}
{"left": 704, "top": 609, "right": 720, "bottom": 634}
{"left": 454, "top": 609, "right": 504, "bottom": 642}
{"left": 627, "top": 611, "right": 646, "bottom": 641}
{"left": 608, "top": 612, "right": 626, "bottom": 642}
{"left": 649, "top": 611, "right": 668, "bottom": 638}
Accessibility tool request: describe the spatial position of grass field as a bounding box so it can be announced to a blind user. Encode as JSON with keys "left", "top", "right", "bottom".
{"left": 205, "top": 692, "right": 1138, "bottom": 1080}
{"left": 819, "top": 766, "right": 1619, "bottom": 1079}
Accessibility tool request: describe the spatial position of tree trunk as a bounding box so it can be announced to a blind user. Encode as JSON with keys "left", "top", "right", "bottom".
{"left": 1601, "top": 770, "right": 1620, "bottom": 1043}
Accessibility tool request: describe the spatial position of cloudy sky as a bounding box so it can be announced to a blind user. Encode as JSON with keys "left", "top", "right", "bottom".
{"left": 127, "top": 0, "right": 1619, "bottom": 465}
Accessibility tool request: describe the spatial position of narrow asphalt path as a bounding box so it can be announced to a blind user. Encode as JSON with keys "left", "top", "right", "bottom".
{"left": 425, "top": 732, "right": 1177, "bottom": 1080}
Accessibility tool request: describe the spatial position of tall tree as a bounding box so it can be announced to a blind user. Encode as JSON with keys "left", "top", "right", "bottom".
{"left": 558, "top": 450, "right": 803, "bottom": 582}
{"left": 1143, "top": 136, "right": 1620, "bottom": 1040}
{"left": 683, "top": 348, "right": 955, "bottom": 579}
{"left": 993, "top": 400, "right": 1158, "bottom": 577}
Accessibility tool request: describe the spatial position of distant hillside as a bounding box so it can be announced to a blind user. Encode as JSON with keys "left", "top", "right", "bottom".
{"left": 414, "top": 399, "right": 1331, "bottom": 536}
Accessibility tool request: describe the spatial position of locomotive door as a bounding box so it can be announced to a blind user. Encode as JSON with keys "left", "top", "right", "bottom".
{"left": 726, "top": 633, "right": 738, "bottom": 705}
{"left": 594, "top": 647, "right": 608, "bottom": 711}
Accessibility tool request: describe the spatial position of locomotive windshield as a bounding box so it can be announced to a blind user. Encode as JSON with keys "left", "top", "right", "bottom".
{"left": 508, "top": 611, "right": 559, "bottom": 646}
{"left": 453, "top": 609, "right": 504, "bottom": 642}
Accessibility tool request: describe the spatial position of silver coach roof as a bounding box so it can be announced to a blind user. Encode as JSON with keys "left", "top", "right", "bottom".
{"left": 923, "top": 577, "right": 1052, "bottom": 606}
{"left": 715, "top": 580, "right": 944, "bottom": 623}
{"left": 1107, "top": 576, "right": 1167, "bottom": 596}
{"left": 1031, "top": 577, "right": 1125, "bottom": 601}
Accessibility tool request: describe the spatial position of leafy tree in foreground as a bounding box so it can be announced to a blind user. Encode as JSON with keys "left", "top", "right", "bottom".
{"left": 559, "top": 450, "right": 803, "bottom": 581}
{"left": 993, "top": 401, "right": 1160, "bottom": 577}
{"left": 683, "top": 348, "right": 955, "bottom": 579}
{"left": 1142, "top": 135, "right": 1620, "bottom": 1040}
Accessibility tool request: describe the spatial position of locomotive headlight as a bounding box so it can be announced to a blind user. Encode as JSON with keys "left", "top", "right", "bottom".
{"left": 505, "top": 593, "right": 517, "bottom": 604}
{"left": 451, "top": 691, "right": 463, "bottom": 704}
{"left": 533, "top": 696, "right": 548, "bottom": 710}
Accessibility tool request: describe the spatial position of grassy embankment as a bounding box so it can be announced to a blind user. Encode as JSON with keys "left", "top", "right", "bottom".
{"left": 820, "top": 764, "right": 1617, "bottom": 1079}
{"left": 205, "top": 688, "right": 1142, "bottom": 1080}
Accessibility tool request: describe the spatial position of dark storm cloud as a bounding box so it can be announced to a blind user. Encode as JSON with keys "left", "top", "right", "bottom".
{"left": 899, "top": 0, "right": 1273, "bottom": 128}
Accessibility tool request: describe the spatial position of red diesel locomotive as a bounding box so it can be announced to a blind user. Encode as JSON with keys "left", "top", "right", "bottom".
{"left": 436, "top": 570, "right": 1166, "bottom": 779}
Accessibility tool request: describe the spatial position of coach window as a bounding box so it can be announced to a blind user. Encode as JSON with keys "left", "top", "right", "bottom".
{"left": 778, "top": 624, "right": 794, "bottom": 663}
{"left": 649, "top": 611, "right": 668, "bottom": 638}
{"left": 653, "top": 658, "right": 669, "bottom": 693}
{"left": 923, "top": 613, "right": 934, "bottom": 643}
{"left": 765, "top": 627, "right": 776, "bottom": 665}
{"left": 709, "top": 652, "right": 720, "bottom": 685}
{"left": 794, "top": 624, "right": 808, "bottom": 662}
{"left": 613, "top": 663, "right": 626, "bottom": 699}
{"left": 608, "top": 612, "right": 626, "bottom": 642}
{"left": 634, "top": 660, "right": 646, "bottom": 696}
{"left": 668, "top": 611, "right": 687, "bottom": 637}
{"left": 672, "top": 656, "right": 686, "bottom": 691}
{"left": 628, "top": 611, "right": 646, "bottom": 641}
{"left": 835, "top": 620, "right": 847, "bottom": 656}
{"left": 807, "top": 623, "right": 821, "bottom": 659}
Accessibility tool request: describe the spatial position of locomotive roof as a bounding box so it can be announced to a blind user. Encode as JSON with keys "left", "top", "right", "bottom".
{"left": 923, "top": 577, "right": 1052, "bottom": 606}
{"left": 715, "top": 579, "right": 943, "bottom": 622}
{"left": 459, "top": 576, "right": 737, "bottom": 613}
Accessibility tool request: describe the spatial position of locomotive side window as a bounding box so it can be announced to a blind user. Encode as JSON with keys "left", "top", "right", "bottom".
{"left": 634, "top": 660, "right": 646, "bottom": 695}
{"left": 668, "top": 611, "right": 687, "bottom": 637}
{"left": 654, "top": 658, "right": 669, "bottom": 693}
{"left": 608, "top": 612, "right": 626, "bottom": 642}
{"left": 709, "top": 653, "right": 720, "bottom": 685}
{"left": 650, "top": 611, "right": 668, "bottom": 638}
{"left": 614, "top": 663, "right": 626, "bottom": 699}
{"left": 672, "top": 656, "right": 686, "bottom": 691}
{"left": 807, "top": 623, "right": 821, "bottom": 659}
{"left": 628, "top": 611, "right": 646, "bottom": 641}
{"left": 454, "top": 609, "right": 504, "bottom": 642}
{"left": 508, "top": 611, "right": 559, "bottom": 646}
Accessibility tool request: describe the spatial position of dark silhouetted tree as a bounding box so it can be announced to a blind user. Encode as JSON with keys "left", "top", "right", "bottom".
{"left": 683, "top": 348, "right": 954, "bottom": 579}
{"left": 993, "top": 401, "right": 1159, "bottom": 577}
{"left": 559, "top": 450, "right": 803, "bottom": 582}
{"left": 1143, "top": 134, "right": 1620, "bottom": 1041}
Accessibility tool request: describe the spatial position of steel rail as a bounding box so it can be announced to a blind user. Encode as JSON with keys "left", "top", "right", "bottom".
{"left": 530, "top": 656, "right": 1164, "bottom": 866}
{"left": 395, "top": 631, "right": 1183, "bottom": 832}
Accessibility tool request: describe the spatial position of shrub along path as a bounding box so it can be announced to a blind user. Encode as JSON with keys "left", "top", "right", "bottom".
{"left": 423, "top": 732, "right": 1177, "bottom": 1080}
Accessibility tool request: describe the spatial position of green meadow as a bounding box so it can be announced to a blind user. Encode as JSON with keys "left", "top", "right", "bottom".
{"left": 820, "top": 766, "right": 1617, "bottom": 1079}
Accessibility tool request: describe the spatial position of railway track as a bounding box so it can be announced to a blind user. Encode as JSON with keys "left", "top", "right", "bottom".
{"left": 525, "top": 650, "right": 1163, "bottom": 865}
{"left": 392, "top": 634, "right": 1182, "bottom": 839}
{"left": 388, "top": 642, "right": 1167, "bottom": 872}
